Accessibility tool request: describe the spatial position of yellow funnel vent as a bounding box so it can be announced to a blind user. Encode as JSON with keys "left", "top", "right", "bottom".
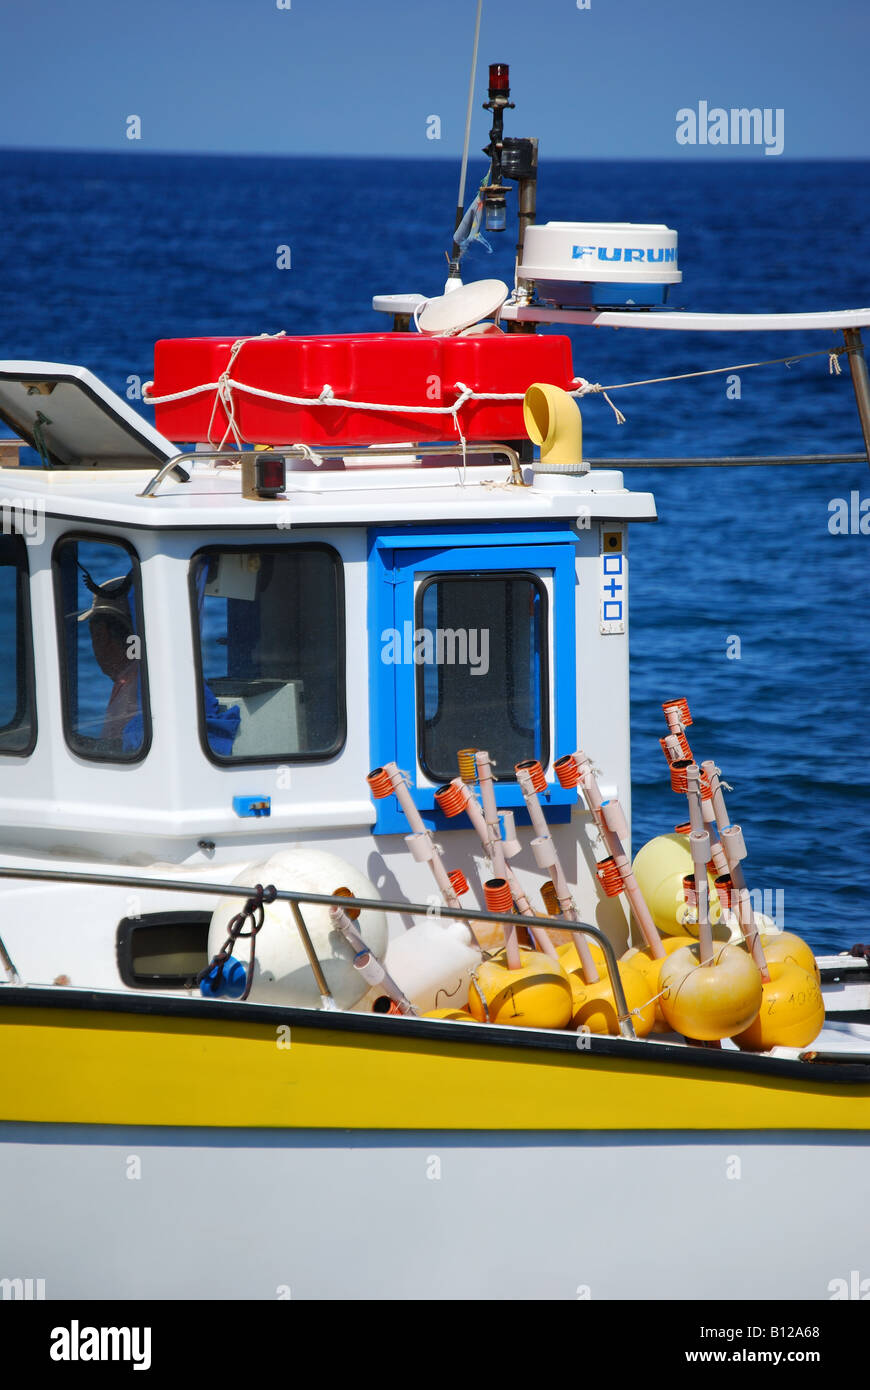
{"left": 523, "top": 383, "right": 588, "bottom": 474}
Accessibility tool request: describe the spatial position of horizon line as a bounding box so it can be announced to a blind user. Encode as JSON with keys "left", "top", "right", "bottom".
{"left": 0, "top": 144, "right": 866, "bottom": 163}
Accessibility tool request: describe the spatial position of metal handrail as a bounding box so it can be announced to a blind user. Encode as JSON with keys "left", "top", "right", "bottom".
{"left": 138, "top": 442, "right": 522, "bottom": 498}
{"left": 138, "top": 447, "right": 310, "bottom": 498}
{"left": 0, "top": 862, "right": 635, "bottom": 1039}
{"left": 587, "top": 453, "right": 867, "bottom": 469}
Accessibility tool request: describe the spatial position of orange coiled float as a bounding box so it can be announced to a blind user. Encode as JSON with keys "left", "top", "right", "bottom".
{"left": 674, "top": 821, "right": 692, "bottom": 835}
{"left": 682, "top": 873, "right": 698, "bottom": 908}
{"left": 483, "top": 878, "right": 514, "bottom": 913}
{"left": 456, "top": 748, "right": 478, "bottom": 783}
{"left": 660, "top": 732, "right": 693, "bottom": 763}
{"left": 540, "top": 880, "right": 561, "bottom": 916}
{"left": 662, "top": 697, "right": 692, "bottom": 727}
{"left": 372, "top": 996, "right": 404, "bottom": 1016}
{"left": 515, "top": 758, "right": 547, "bottom": 793}
{"left": 596, "top": 856, "right": 624, "bottom": 898}
{"left": 554, "top": 753, "right": 580, "bottom": 788}
{"left": 447, "top": 868, "right": 470, "bottom": 897}
{"left": 366, "top": 767, "right": 394, "bottom": 799}
{"left": 434, "top": 782, "right": 467, "bottom": 818}
{"left": 714, "top": 874, "right": 735, "bottom": 908}
{"left": 670, "top": 761, "right": 713, "bottom": 799}
{"left": 333, "top": 886, "right": 361, "bottom": 921}
{"left": 669, "top": 760, "right": 691, "bottom": 793}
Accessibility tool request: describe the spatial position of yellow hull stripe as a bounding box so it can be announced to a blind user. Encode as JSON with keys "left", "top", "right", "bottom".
{"left": 3, "top": 1006, "right": 870, "bottom": 1131}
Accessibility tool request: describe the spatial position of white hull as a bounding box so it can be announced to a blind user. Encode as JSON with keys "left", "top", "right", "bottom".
{"left": 2, "top": 1122, "right": 869, "bottom": 1300}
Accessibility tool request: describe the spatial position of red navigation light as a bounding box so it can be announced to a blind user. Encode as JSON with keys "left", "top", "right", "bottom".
{"left": 255, "top": 451, "right": 286, "bottom": 496}
{"left": 242, "top": 448, "right": 286, "bottom": 499}
{"left": 488, "top": 63, "right": 510, "bottom": 95}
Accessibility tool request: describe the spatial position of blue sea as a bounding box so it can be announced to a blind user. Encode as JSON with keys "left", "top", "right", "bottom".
{"left": 1, "top": 150, "right": 868, "bottom": 953}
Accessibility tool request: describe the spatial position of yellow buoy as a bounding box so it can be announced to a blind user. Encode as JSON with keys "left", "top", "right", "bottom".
{"left": 567, "top": 961, "right": 656, "bottom": 1038}
{"left": 556, "top": 939, "right": 606, "bottom": 975}
{"left": 423, "top": 1006, "right": 477, "bottom": 1021}
{"left": 467, "top": 948, "right": 573, "bottom": 1029}
{"left": 755, "top": 932, "right": 820, "bottom": 982}
{"left": 733, "top": 960, "right": 824, "bottom": 1051}
{"left": 557, "top": 941, "right": 657, "bottom": 1037}
{"left": 622, "top": 935, "right": 697, "bottom": 1026}
{"left": 632, "top": 833, "right": 721, "bottom": 936}
{"left": 659, "top": 943, "right": 763, "bottom": 1041}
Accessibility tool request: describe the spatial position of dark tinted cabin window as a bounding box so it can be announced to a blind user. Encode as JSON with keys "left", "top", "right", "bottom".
{"left": 53, "top": 536, "right": 150, "bottom": 761}
{"left": 417, "top": 571, "right": 548, "bottom": 782}
{"left": 190, "top": 545, "right": 345, "bottom": 763}
{"left": 116, "top": 912, "right": 211, "bottom": 989}
{"left": 0, "top": 534, "right": 36, "bottom": 755}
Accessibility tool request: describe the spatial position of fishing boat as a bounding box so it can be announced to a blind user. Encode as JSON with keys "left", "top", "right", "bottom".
{"left": 2, "top": 57, "right": 870, "bottom": 1303}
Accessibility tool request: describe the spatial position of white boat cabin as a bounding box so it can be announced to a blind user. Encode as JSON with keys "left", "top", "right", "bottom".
{"left": 0, "top": 355, "right": 656, "bottom": 993}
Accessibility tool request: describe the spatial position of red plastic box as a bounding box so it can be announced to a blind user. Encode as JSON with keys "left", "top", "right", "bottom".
{"left": 151, "top": 333, "right": 575, "bottom": 446}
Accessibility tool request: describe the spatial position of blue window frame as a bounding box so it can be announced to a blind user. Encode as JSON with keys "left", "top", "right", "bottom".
{"left": 368, "top": 525, "right": 577, "bottom": 835}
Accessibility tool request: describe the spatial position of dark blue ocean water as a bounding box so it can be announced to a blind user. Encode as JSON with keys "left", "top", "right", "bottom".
{"left": 1, "top": 150, "right": 868, "bottom": 952}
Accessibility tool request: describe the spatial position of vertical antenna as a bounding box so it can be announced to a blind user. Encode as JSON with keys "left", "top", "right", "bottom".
{"left": 450, "top": 0, "right": 484, "bottom": 274}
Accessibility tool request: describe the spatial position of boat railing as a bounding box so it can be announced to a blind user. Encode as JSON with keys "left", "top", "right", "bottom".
{"left": 138, "top": 442, "right": 523, "bottom": 498}
{"left": 0, "top": 862, "right": 636, "bottom": 1038}
{"left": 137, "top": 439, "right": 869, "bottom": 501}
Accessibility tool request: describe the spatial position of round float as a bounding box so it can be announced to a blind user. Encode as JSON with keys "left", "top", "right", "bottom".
{"left": 632, "top": 833, "right": 722, "bottom": 936}
{"left": 756, "top": 932, "right": 820, "bottom": 982}
{"left": 556, "top": 939, "right": 606, "bottom": 975}
{"left": 568, "top": 960, "right": 657, "bottom": 1037}
{"left": 207, "top": 846, "right": 387, "bottom": 1010}
{"left": 622, "top": 935, "right": 697, "bottom": 1027}
{"left": 659, "top": 943, "right": 763, "bottom": 1041}
{"left": 467, "top": 947, "right": 573, "bottom": 1029}
{"left": 733, "top": 960, "right": 824, "bottom": 1051}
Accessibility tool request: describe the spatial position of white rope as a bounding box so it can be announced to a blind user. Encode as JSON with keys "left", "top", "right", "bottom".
{"left": 149, "top": 330, "right": 289, "bottom": 449}
{"left": 145, "top": 376, "right": 479, "bottom": 415}
{"left": 208, "top": 338, "right": 246, "bottom": 448}
{"left": 142, "top": 341, "right": 850, "bottom": 440}
{"left": 572, "top": 378, "right": 626, "bottom": 425}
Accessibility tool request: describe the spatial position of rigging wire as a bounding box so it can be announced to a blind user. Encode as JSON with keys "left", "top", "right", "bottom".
{"left": 453, "top": 0, "right": 484, "bottom": 251}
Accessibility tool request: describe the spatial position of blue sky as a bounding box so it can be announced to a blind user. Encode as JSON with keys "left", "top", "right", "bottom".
{"left": 0, "top": 0, "right": 867, "bottom": 158}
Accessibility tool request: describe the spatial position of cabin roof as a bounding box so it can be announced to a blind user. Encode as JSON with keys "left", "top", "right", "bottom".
{"left": 0, "top": 461, "right": 657, "bottom": 529}
{"left": 0, "top": 359, "right": 656, "bottom": 528}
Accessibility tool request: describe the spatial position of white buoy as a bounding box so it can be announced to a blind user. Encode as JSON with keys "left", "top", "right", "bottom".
{"left": 382, "top": 920, "right": 481, "bottom": 1015}
{"left": 207, "top": 846, "right": 387, "bottom": 1010}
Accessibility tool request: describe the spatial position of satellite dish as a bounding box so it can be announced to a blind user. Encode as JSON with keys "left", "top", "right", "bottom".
{"left": 416, "top": 279, "right": 509, "bottom": 336}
